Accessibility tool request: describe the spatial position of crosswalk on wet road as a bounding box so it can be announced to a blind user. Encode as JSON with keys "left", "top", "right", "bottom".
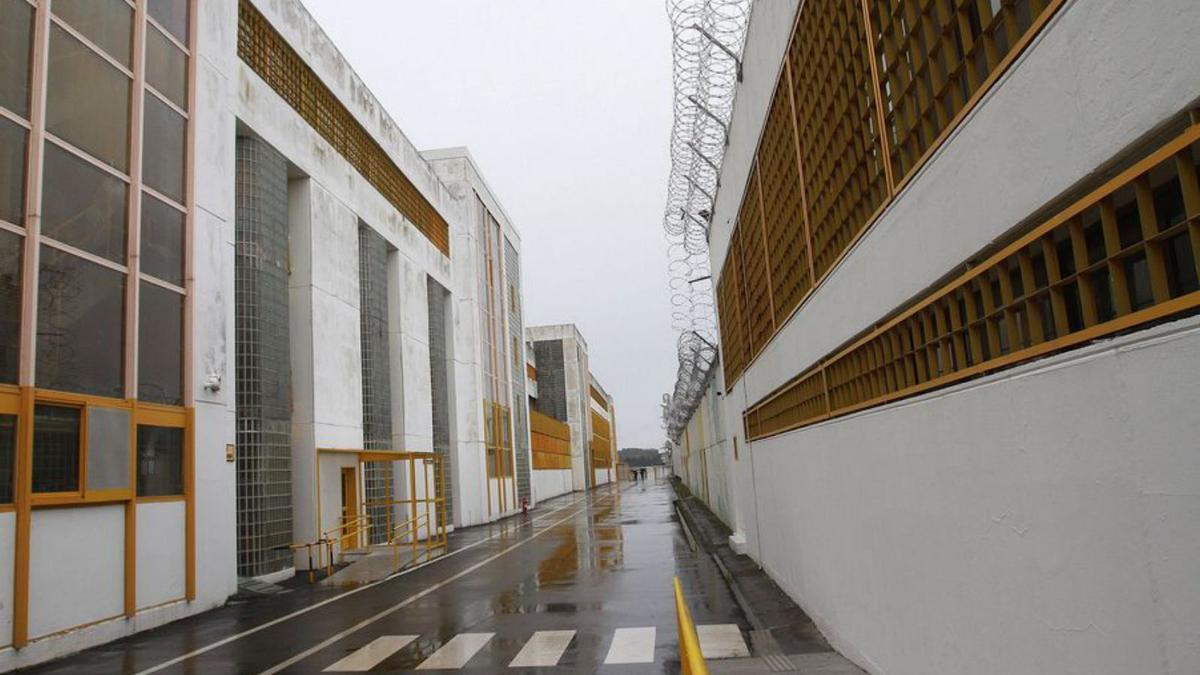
{"left": 324, "top": 625, "right": 749, "bottom": 671}
{"left": 24, "top": 482, "right": 761, "bottom": 674}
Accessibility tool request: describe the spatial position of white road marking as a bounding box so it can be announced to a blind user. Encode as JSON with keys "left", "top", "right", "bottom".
{"left": 696, "top": 624, "right": 750, "bottom": 659}
{"left": 323, "top": 635, "right": 417, "bottom": 671}
{"left": 132, "top": 489, "right": 604, "bottom": 675}
{"left": 604, "top": 627, "right": 656, "bottom": 664}
{"left": 415, "top": 633, "right": 494, "bottom": 670}
{"left": 255, "top": 493, "right": 616, "bottom": 675}
{"left": 508, "top": 630, "right": 575, "bottom": 668}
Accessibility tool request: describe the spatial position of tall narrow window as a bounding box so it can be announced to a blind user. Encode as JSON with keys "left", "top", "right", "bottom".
{"left": 142, "top": 92, "right": 186, "bottom": 204}
{"left": 51, "top": 0, "right": 134, "bottom": 68}
{"left": 358, "top": 225, "right": 393, "bottom": 544}
{"left": 140, "top": 194, "right": 184, "bottom": 286}
{"left": 0, "top": 116, "right": 26, "bottom": 226}
{"left": 0, "top": 414, "right": 15, "bottom": 503}
{"left": 41, "top": 141, "right": 128, "bottom": 263}
{"left": 427, "top": 278, "right": 453, "bottom": 520}
{"left": 36, "top": 246, "right": 125, "bottom": 398}
{"left": 148, "top": 0, "right": 190, "bottom": 44}
{"left": 145, "top": 24, "right": 187, "bottom": 109}
{"left": 0, "top": 0, "right": 34, "bottom": 118}
{"left": 45, "top": 24, "right": 131, "bottom": 171}
{"left": 0, "top": 230, "right": 20, "bottom": 384}
{"left": 32, "top": 404, "right": 81, "bottom": 493}
{"left": 138, "top": 281, "right": 183, "bottom": 405}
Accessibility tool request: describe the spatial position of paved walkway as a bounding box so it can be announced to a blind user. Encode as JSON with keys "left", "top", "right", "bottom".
{"left": 26, "top": 481, "right": 762, "bottom": 673}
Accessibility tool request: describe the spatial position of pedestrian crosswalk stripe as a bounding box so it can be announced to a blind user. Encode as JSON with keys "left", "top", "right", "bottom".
{"left": 604, "top": 626, "right": 656, "bottom": 664}
{"left": 696, "top": 624, "right": 750, "bottom": 659}
{"left": 508, "top": 630, "right": 575, "bottom": 668}
{"left": 322, "top": 624, "right": 750, "bottom": 671}
{"left": 415, "top": 632, "right": 495, "bottom": 670}
{"left": 323, "top": 635, "right": 418, "bottom": 672}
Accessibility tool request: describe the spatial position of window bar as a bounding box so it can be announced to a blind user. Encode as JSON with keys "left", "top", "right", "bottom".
{"left": 946, "top": 293, "right": 968, "bottom": 370}
{"left": 1134, "top": 176, "right": 1172, "bottom": 304}
{"left": 929, "top": 301, "right": 947, "bottom": 375}
{"left": 783, "top": 57, "right": 819, "bottom": 288}
{"left": 963, "top": 281, "right": 987, "bottom": 364}
{"left": 1175, "top": 150, "right": 1200, "bottom": 284}
{"left": 1067, "top": 217, "right": 1100, "bottom": 327}
{"left": 1099, "top": 198, "right": 1133, "bottom": 316}
{"left": 899, "top": 319, "right": 918, "bottom": 386}
{"left": 1041, "top": 235, "right": 1071, "bottom": 337}
{"left": 127, "top": 0, "right": 147, "bottom": 404}
{"left": 865, "top": 341, "right": 880, "bottom": 399}
{"left": 1017, "top": 250, "right": 1044, "bottom": 345}
{"left": 750, "top": 166, "right": 777, "bottom": 329}
{"left": 878, "top": 338, "right": 893, "bottom": 395}
{"left": 886, "top": 330, "right": 904, "bottom": 391}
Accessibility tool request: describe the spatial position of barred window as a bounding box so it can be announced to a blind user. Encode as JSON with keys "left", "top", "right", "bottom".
{"left": 0, "top": 414, "right": 15, "bottom": 503}
{"left": 137, "top": 425, "right": 183, "bottom": 497}
{"left": 717, "top": 0, "right": 1062, "bottom": 388}
{"left": 745, "top": 127, "right": 1200, "bottom": 441}
{"left": 32, "top": 404, "right": 81, "bottom": 494}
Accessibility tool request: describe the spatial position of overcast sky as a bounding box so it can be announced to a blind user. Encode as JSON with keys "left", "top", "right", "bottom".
{"left": 299, "top": 0, "right": 677, "bottom": 450}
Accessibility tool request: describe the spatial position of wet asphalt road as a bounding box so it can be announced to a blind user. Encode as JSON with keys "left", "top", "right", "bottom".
{"left": 25, "top": 480, "right": 749, "bottom": 674}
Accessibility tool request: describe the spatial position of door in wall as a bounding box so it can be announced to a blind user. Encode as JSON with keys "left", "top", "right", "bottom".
{"left": 341, "top": 467, "right": 359, "bottom": 537}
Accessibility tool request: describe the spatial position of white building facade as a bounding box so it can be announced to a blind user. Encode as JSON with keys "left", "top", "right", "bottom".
{"left": 677, "top": 1, "right": 1200, "bottom": 674}
{"left": 0, "top": 0, "right": 532, "bottom": 667}
{"left": 526, "top": 324, "right": 617, "bottom": 503}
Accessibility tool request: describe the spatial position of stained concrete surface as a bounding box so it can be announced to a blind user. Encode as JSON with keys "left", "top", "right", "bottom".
{"left": 672, "top": 479, "right": 866, "bottom": 674}
{"left": 23, "top": 481, "right": 759, "bottom": 673}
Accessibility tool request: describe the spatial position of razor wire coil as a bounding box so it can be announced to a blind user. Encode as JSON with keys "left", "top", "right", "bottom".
{"left": 661, "top": 0, "right": 751, "bottom": 444}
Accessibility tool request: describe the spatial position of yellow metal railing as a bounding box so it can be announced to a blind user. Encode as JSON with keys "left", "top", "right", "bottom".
{"left": 387, "top": 512, "right": 442, "bottom": 568}
{"left": 326, "top": 514, "right": 372, "bottom": 553}
{"left": 674, "top": 576, "right": 709, "bottom": 675}
{"left": 289, "top": 513, "right": 373, "bottom": 582}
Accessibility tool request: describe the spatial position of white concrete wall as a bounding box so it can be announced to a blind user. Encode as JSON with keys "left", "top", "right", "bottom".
{"left": 528, "top": 325, "right": 594, "bottom": 494}
{"left": 426, "top": 150, "right": 531, "bottom": 525}
{"left": 674, "top": 373, "right": 737, "bottom": 530}
{"left": 532, "top": 470, "right": 573, "bottom": 503}
{"left": 317, "top": 452, "right": 359, "bottom": 555}
{"left": 28, "top": 506, "right": 124, "bottom": 639}
{"left": 745, "top": 318, "right": 1200, "bottom": 675}
{"left": 3, "top": 0, "right": 240, "bottom": 662}
{"left": 136, "top": 502, "right": 187, "bottom": 610}
{"left": 695, "top": 1, "right": 1200, "bottom": 674}
{"left": 288, "top": 177, "right": 366, "bottom": 558}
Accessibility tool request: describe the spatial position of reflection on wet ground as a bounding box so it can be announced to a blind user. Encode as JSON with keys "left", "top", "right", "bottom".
{"left": 27, "top": 480, "right": 751, "bottom": 673}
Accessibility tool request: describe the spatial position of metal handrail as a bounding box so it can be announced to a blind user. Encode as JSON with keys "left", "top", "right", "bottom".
{"left": 285, "top": 514, "right": 372, "bottom": 584}
{"left": 388, "top": 512, "right": 446, "bottom": 569}
{"left": 387, "top": 512, "right": 429, "bottom": 545}
{"left": 324, "top": 514, "right": 372, "bottom": 552}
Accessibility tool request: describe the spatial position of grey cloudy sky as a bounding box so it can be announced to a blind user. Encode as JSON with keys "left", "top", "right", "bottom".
{"left": 299, "top": 0, "right": 678, "bottom": 450}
